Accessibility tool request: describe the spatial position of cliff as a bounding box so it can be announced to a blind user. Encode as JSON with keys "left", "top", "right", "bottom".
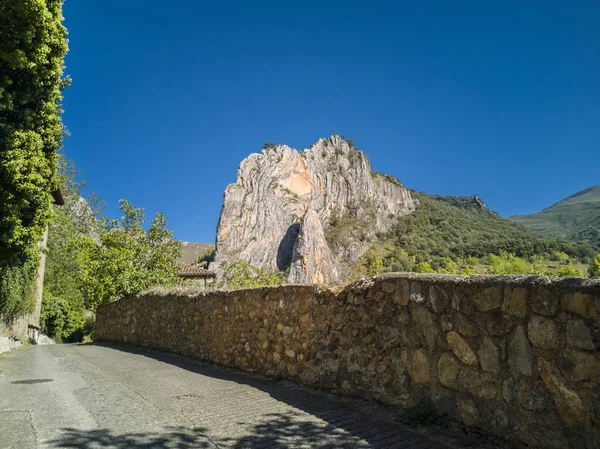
{"left": 213, "top": 135, "right": 416, "bottom": 283}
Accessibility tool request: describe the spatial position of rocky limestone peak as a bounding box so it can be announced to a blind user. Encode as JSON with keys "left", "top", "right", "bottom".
{"left": 213, "top": 135, "right": 416, "bottom": 284}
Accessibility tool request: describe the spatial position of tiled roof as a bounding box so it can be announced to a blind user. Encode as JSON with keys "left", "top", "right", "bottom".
{"left": 177, "top": 262, "right": 216, "bottom": 278}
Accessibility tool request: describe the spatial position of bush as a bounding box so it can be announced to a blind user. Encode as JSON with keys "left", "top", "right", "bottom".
{"left": 40, "top": 292, "right": 84, "bottom": 342}
{"left": 589, "top": 254, "right": 600, "bottom": 278}
{"left": 414, "top": 262, "right": 435, "bottom": 273}
{"left": 0, "top": 254, "right": 38, "bottom": 319}
{"left": 555, "top": 266, "right": 584, "bottom": 278}
{"left": 219, "top": 261, "right": 285, "bottom": 289}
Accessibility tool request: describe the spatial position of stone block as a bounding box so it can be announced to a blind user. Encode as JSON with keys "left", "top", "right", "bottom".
{"left": 478, "top": 337, "right": 500, "bottom": 373}
{"left": 533, "top": 288, "right": 560, "bottom": 316}
{"left": 472, "top": 286, "right": 503, "bottom": 311}
{"left": 412, "top": 307, "right": 438, "bottom": 349}
{"left": 451, "top": 291, "right": 474, "bottom": 314}
{"left": 566, "top": 319, "right": 596, "bottom": 350}
{"left": 457, "top": 396, "right": 479, "bottom": 426}
{"left": 538, "top": 358, "right": 587, "bottom": 426}
{"left": 446, "top": 331, "right": 478, "bottom": 366}
{"left": 562, "top": 292, "right": 597, "bottom": 319}
{"left": 429, "top": 286, "right": 448, "bottom": 313}
{"left": 563, "top": 350, "right": 600, "bottom": 382}
{"left": 454, "top": 313, "right": 478, "bottom": 337}
{"left": 508, "top": 326, "right": 533, "bottom": 376}
{"left": 528, "top": 316, "right": 560, "bottom": 350}
{"left": 393, "top": 279, "right": 410, "bottom": 306}
{"left": 458, "top": 368, "right": 497, "bottom": 399}
{"left": 410, "top": 350, "right": 430, "bottom": 384}
{"left": 382, "top": 280, "right": 396, "bottom": 294}
{"left": 438, "top": 353, "right": 460, "bottom": 390}
{"left": 503, "top": 287, "right": 528, "bottom": 318}
{"left": 483, "top": 312, "right": 513, "bottom": 336}
{"left": 502, "top": 378, "right": 516, "bottom": 403}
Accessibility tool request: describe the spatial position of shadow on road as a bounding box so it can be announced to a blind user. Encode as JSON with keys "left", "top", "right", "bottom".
{"left": 49, "top": 414, "right": 379, "bottom": 448}
{"left": 58, "top": 342, "right": 494, "bottom": 449}
{"left": 48, "top": 426, "right": 215, "bottom": 448}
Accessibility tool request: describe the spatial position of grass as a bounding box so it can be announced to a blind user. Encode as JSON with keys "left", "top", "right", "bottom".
{"left": 509, "top": 186, "right": 600, "bottom": 243}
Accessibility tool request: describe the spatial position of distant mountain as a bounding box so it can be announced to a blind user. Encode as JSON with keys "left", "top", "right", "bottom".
{"left": 509, "top": 186, "right": 600, "bottom": 248}
{"left": 210, "top": 135, "right": 596, "bottom": 284}
{"left": 178, "top": 241, "right": 214, "bottom": 264}
{"left": 376, "top": 192, "right": 594, "bottom": 271}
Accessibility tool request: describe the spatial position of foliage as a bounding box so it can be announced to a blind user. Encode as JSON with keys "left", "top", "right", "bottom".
{"left": 590, "top": 254, "right": 600, "bottom": 278}
{"left": 325, "top": 214, "right": 366, "bottom": 251}
{"left": 414, "top": 261, "right": 435, "bottom": 273}
{"left": 386, "top": 193, "right": 594, "bottom": 270}
{"left": 0, "top": 254, "right": 38, "bottom": 318}
{"left": 79, "top": 200, "right": 181, "bottom": 309}
{"left": 354, "top": 193, "right": 594, "bottom": 279}
{"left": 487, "top": 253, "right": 532, "bottom": 275}
{"left": 262, "top": 141, "right": 276, "bottom": 151}
{"left": 40, "top": 291, "right": 84, "bottom": 342}
{"left": 0, "top": 0, "right": 69, "bottom": 318}
{"left": 40, "top": 156, "right": 91, "bottom": 339}
{"left": 196, "top": 248, "right": 215, "bottom": 264}
{"left": 555, "top": 265, "right": 584, "bottom": 278}
{"left": 218, "top": 261, "right": 285, "bottom": 290}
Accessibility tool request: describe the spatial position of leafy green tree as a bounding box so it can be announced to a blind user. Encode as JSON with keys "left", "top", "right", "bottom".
{"left": 555, "top": 266, "right": 584, "bottom": 278}
{"left": 414, "top": 262, "right": 435, "bottom": 273}
{"left": 196, "top": 248, "right": 215, "bottom": 264}
{"left": 589, "top": 254, "right": 600, "bottom": 278}
{"left": 40, "top": 291, "right": 84, "bottom": 341}
{"left": 40, "top": 156, "right": 93, "bottom": 340}
{"left": 0, "top": 0, "right": 69, "bottom": 318}
{"left": 79, "top": 200, "right": 180, "bottom": 309}
{"left": 218, "top": 261, "right": 285, "bottom": 289}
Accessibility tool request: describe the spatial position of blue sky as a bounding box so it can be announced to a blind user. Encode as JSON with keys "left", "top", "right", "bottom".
{"left": 62, "top": 1, "right": 599, "bottom": 243}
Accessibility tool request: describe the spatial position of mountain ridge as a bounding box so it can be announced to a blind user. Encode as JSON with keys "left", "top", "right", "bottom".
{"left": 508, "top": 186, "right": 600, "bottom": 248}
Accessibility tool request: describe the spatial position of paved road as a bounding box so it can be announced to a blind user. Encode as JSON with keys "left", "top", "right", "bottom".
{"left": 0, "top": 343, "right": 502, "bottom": 449}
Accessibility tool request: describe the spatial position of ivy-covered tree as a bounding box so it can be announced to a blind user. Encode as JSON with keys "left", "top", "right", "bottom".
{"left": 0, "top": 0, "right": 69, "bottom": 317}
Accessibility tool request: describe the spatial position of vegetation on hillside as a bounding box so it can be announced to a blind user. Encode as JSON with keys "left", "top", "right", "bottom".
{"left": 355, "top": 193, "right": 595, "bottom": 278}
{"left": 510, "top": 185, "right": 600, "bottom": 247}
{"left": 0, "top": 0, "right": 69, "bottom": 319}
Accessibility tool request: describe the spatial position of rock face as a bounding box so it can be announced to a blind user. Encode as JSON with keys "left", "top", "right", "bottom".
{"left": 213, "top": 135, "right": 416, "bottom": 283}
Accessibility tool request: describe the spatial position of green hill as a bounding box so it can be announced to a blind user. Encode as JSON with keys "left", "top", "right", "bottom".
{"left": 509, "top": 186, "right": 600, "bottom": 248}
{"left": 356, "top": 193, "right": 596, "bottom": 276}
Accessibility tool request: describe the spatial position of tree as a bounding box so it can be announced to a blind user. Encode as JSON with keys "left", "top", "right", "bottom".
{"left": 414, "top": 262, "right": 435, "bottom": 273}
{"left": 262, "top": 142, "right": 276, "bottom": 151}
{"left": 79, "top": 200, "right": 181, "bottom": 309}
{"left": 590, "top": 254, "right": 600, "bottom": 278}
{"left": 0, "top": 0, "right": 69, "bottom": 317}
{"left": 41, "top": 156, "right": 94, "bottom": 340}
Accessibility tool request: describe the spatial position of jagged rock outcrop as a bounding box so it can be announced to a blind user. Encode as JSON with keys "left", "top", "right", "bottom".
{"left": 213, "top": 135, "right": 416, "bottom": 284}
{"left": 288, "top": 209, "right": 338, "bottom": 284}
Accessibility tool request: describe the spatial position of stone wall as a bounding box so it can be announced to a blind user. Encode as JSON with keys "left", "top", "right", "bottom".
{"left": 96, "top": 273, "right": 600, "bottom": 448}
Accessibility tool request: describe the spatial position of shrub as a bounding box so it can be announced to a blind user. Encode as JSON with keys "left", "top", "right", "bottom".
{"left": 219, "top": 261, "right": 285, "bottom": 289}
{"left": 589, "top": 254, "right": 600, "bottom": 278}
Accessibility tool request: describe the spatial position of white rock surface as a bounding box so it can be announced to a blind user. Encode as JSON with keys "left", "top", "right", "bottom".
{"left": 213, "top": 135, "right": 416, "bottom": 284}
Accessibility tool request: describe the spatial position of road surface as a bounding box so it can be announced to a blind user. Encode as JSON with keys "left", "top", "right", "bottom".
{"left": 0, "top": 343, "right": 501, "bottom": 449}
